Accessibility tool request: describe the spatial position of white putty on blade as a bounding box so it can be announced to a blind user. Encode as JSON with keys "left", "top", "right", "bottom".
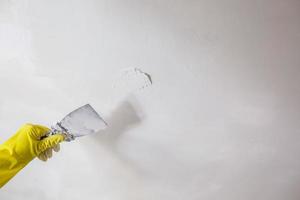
{"left": 48, "top": 104, "right": 108, "bottom": 141}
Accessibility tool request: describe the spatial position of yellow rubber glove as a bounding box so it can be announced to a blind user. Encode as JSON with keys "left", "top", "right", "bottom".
{"left": 0, "top": 124, "right": 65, "bottom": 188}
{"left": 37, "top": 143, "right": 61, "bottom": 161}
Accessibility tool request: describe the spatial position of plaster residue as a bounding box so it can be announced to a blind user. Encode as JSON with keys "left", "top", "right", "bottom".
{"left": 113, "top": 68, "right": 152, "bottom": 95}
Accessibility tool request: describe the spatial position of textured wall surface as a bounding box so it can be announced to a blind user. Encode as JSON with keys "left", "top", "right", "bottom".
{"left": 0, "top": 0, "right": 300, "bottom": 199}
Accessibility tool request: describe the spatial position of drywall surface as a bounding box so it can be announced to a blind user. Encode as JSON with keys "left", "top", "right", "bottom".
{"left": 0, "top": 0, "right": 300, "bottom": 199}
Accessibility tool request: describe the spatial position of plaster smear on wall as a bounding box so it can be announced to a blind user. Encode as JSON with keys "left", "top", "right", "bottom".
{"left": 112, "top": 68, "right": 152, "bottom": 100}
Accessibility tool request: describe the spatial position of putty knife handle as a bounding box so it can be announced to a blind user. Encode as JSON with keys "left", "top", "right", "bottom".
{"left": 40, "top": 126, "right": 74, "bottom": 142}
{"left": 40, "top": 130, "right": 54, "bottom": 140}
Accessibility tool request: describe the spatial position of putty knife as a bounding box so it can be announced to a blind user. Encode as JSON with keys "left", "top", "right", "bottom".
{"left": 45, "top": 104, "right": 108, "bottom": 141}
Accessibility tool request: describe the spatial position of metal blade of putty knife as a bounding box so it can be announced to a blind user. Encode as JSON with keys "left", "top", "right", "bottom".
{"left": 49, "top": 104, "right": 108, "bottom": 141}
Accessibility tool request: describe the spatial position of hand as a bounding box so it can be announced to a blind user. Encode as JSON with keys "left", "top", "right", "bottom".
{"left": 37, "top": 144, "right": 61, "bottom": 162}
{"left": 0, "top": 123, "right": 65, "bottom": 187}
{"left": 6, "top": 123, "right": 65, "bottom": 162}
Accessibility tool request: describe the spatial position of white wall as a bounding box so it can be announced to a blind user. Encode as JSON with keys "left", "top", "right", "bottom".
{"left": 1, "top": 0, "right": 300, "bottom": 199}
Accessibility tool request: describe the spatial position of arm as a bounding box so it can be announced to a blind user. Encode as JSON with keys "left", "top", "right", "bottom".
{"left": 0, "top": 124, "right": 64, "bottom": 188}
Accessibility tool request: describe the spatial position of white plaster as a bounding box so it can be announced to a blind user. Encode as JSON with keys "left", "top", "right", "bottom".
{"left": 0, "top": 0, "right": 300, "bottom": 200}
{"left": 112, "top": 68, "right": 152, "bottom": 102}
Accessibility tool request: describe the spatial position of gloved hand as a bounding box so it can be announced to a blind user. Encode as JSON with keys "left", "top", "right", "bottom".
{"left": 37, "top": 143, "right": 61, "bottom": 161}
{"left": 0, "top": 124, "right": 65, "bottom": 188}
